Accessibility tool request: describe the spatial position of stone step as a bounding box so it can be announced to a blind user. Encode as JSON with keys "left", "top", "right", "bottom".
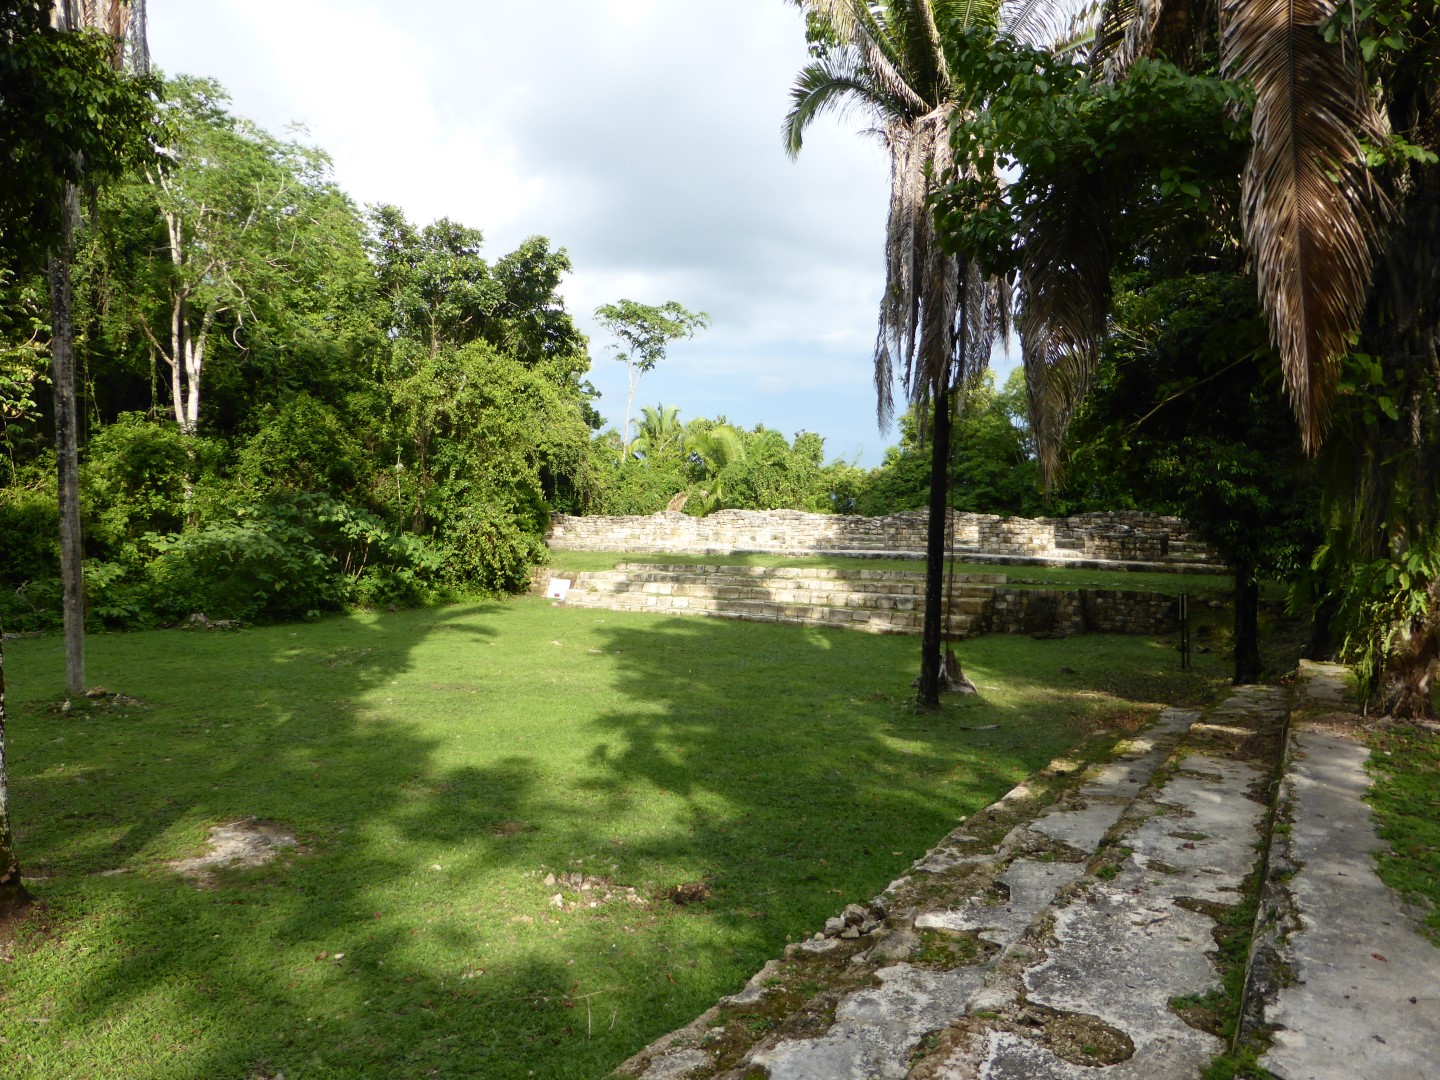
{"left": 575, "top": 578, "right": 993, "bottom": 614}
{"left": 609, "top": 561, "right": 1008, "bottom": 586}
{"left": 562, "top": 587, "right": 985, "bottom": 636}
{"left": 591, "top": 566, "right": 1002, "bottom": 595}
{"left": 595, "top": 573, "right": 934, "bottom": 597}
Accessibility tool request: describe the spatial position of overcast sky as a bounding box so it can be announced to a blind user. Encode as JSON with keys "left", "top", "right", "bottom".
{"left": 147, "top": 2, "right": 1000, "bottom": 467}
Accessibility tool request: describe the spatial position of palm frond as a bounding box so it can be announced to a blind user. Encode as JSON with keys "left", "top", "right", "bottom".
{"left": 783, "top": 53, "right": 904, "bottom": 156}
{"left": 1092, "top": 0, "right": 1202, "bottom": 79}
{"left": 1016, "top": 171, "right": 1112, "bottom": 490}
{"left": 803, "top": 0, "right": 935, "bottom": 113}
{"left": 1005, "top": 0, "right": 1097, "bottom": 49}
{"left": 1221, "top": 0, "right": 1391, "bottom": 450}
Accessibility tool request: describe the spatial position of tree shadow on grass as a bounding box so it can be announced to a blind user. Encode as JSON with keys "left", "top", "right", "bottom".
{"left": 0, "top": 602, "right": 1205, "bottom": 1080}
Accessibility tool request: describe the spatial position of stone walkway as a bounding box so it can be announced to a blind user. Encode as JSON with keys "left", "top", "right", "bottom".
{"left": 614, "top": 666, "right": 1440, "bottom": 1079}
{"left": 1254, "top": 665, "right": 1440, "bottom": 1080}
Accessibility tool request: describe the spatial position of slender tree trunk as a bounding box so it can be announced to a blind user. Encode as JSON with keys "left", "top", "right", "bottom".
{"left": 1232, "top": 561, "right": 1261, "bottom": 685}
{"left": 0, "top": 637, "right": 30, "bottom": 919}
{"left": 622, "top": 362, "right": 638, "bottom": 461}
{"left": 917, "top": 382, "right": 953, "bottom": 708}
{"left": 47, "top": 183, "right": 85, "bottom": 698}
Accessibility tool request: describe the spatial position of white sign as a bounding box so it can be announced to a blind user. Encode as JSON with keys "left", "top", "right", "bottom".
{"left": 545, "top": 578, "right": 572, "bottom": 601}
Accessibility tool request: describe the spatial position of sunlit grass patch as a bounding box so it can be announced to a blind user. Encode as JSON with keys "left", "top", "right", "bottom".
{"left": 1, "top": 598, "right": 1227, "bottom": 1078}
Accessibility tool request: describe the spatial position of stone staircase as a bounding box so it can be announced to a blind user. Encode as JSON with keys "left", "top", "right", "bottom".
{"left": 557, "top": 563, "right": 1007, "bottom": 637}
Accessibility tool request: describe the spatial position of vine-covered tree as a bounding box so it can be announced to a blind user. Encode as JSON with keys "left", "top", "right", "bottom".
{"left": 936, "top": 0, "right": 1440, "bottom": 713}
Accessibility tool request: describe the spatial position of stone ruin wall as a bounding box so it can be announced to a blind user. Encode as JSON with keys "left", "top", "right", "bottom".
{"left": 546, "top": 508, "right": 1217, "bottom": 567}
{"left": 986, "top": 588, "right": 1179, "bottom": 637}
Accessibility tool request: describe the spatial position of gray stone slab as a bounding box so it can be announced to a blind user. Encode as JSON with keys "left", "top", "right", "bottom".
{"left": 959, "top": 746, "right": 1268, "bottom": 1078}
{"left": 749, "top": 963, "right": 985, "bottom": 1080}
{"left": 984, "top": 885, "right": 1223, "bottom": 1079}
{"left": 1124, "top": 753, "right": 1265, "bottom": 904}
{"left": 1075, "top": 709, "right": 1198, "bottom": 801}
{"left": 1295, "top": 659, "right": 1355, "bottom": 710}
{"left": 916, "top": 860, "right": 1086, "bottom": 947}
{"left": 1261, "top": 731, "right": 1440, "bottom": 1080}
{"left": 1030, "top": 801, "right": 1126, "bottom": 853}
{"left": 639, "top": 1047, "right": 710, "bottom": 1079}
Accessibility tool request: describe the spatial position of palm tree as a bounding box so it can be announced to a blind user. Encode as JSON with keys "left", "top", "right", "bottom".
{"left": 630, "top": 403, "right": 686, "bottom": 461}
{"left": 783, "top": 0, "right": 1056, "bottom": 705}
{"left": 683, "top": 422, "right": 747, "bottom": 515}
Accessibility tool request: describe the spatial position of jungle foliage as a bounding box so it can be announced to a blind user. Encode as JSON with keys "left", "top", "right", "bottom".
{"left": 0, "top": 72, "right": 961, "bottom": 634}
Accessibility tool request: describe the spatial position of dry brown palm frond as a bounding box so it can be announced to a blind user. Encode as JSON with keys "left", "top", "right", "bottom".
{"left": 1017, "top": 171, "right": 1112, "bottom": 490}
{"left": 1022, "top": 340, "right": 1094, "bottom": 489}
{"left": 1092, "top": 0, "right": 1207, "bottom": 79}
{"left": 54, "top": 1, "right": 148, "bottom": 72}
{"left": 1221, "top": 0, "right": 1392, "bottom": 452}
{"left": 876, "top": 107, "right": 976, "bottom": 430}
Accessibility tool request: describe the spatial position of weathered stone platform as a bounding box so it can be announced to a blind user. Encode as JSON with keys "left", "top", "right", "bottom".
{"left": 548, "top": 563, "right": 1186, "bottom": 639}
{"left": 547, "top": 509, "right": 1222, "bottom": 570}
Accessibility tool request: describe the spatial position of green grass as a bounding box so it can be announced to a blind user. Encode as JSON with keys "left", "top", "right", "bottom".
{"left": 544, "top": 549, "right": 1233, "bottom": 596}
{"left": 1366, "top": 724, "right": 1440, "bottom": 942}
{"left": 1, "top": 599, "right": 1228, "bottom": 1078}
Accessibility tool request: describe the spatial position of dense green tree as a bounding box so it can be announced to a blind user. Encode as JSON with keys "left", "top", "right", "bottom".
{"left": 80, "top": 77, "right": 372, "bottom": 439}
{"left": 365, "top": 205, "right": 597, "bottom": 588}
{"left": 936, "top": 2, "right": 1440, "bottom": 712}
{"left": 1, "top": 76, "right": 604, "bottom": 625}
{"left": 593, "top": 299, "right": 709, "bottom": 454}
{"left": 1068, "top": 273, "right": 1320, "bottom": 681}
{"left": 859, "top": 370, "right": 1043, "bottom": 517}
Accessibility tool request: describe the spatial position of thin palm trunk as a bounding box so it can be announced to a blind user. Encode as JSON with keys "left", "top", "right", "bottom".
{"left": 918, "top": 380, "right": 953, "bottom": 706}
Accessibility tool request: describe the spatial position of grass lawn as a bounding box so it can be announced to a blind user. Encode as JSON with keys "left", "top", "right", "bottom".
{"left": 1, "top": 598, "right": 1229, "bottom": 1078}
{"left": 545, "top": 549, "right": 1233, "bottom": 596}
{"left": 1367, "top": 723, "right": 1440, "bottom": 943}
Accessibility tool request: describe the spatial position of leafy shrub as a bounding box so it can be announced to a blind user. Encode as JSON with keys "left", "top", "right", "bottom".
{"left": 438, "top": 498, "right": 548, "bottom": 594}
{"left": 80, "top": 414, "right": 207, "bottom": 548}
{"left": 592, "top": 458, "right": 688, "bottom": 515}
{"left": 233, "top": 394, "right": 369, "bottom": 498}
{"left": 0, "top": 472, "right": 61, "bottom": 632}
{"left": 81, "top": 494, "right": 444, "bottom": 627}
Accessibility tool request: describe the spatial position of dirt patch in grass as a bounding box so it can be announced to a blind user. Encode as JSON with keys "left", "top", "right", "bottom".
{"left": 167, "top": 819, "right": 298, "bottom": 884}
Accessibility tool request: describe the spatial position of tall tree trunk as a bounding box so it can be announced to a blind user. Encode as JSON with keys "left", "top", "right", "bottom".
{"left": 47, "top": 183, "right": 85, "bottom": 698}
{"left": 1232, "top": 560, "right": 1261, "bottom": 685}
{"left": 0, "top": 631, "right": 32, "bottom": 918}
{"left": 917, "top": 381, "right": 953, "bottom": 708}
